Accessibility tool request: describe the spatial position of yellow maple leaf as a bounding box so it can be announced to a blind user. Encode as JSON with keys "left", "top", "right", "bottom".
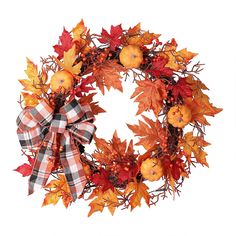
{"left": 72, "top": 19, "right": 87, "bottom": 41}
{"left": 19, "top": 59, "right": 49, "bottom": 96}
{"left": 162, "top": 39, "right": 198, "bottom": 71}
{"left": 42, "top": 174, "right": 73, "bottom": 208}
{"left": 88, "top": 188, "right": 119, "bottom": 217}
{"left": 178, "top": 132, "right": 210, "bottom": 166}
{"left": 19, "top": 58, "right": 41, "bottom": 95}
{"left": 125, "top": 180, "right": 150, "bottom": 210}
{"left": 55, "top": 44, "right": 82, "bottom": 75}
{"left": 22, "top": 92, "right": 39, "bottom": 107}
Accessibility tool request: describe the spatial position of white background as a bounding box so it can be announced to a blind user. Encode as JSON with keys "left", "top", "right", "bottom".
{"left": 0, "top": 0, "right": 235, "bottom": 235}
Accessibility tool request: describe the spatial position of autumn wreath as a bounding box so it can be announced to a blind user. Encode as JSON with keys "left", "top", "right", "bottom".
{"left": 15, "top": 20, "right": 222, "bottom": 216}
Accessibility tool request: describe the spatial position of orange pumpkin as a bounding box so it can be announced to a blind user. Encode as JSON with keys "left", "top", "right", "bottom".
{"left": 119, "top": 45, "right": 143, "bottom": 68}
{"left": 50, "top": 70, "right": 74, "bottom": 93}
{"left": 167, "top": 105, "right": 192, "bottom": 128}
{"left": 140, "top": 158, "right": 163, "bottom": 181}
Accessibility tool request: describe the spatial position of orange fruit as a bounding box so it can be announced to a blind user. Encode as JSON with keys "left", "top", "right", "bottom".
{"left": 119, "top": 45, "right": 143, "bottom": 68}
{"left": 167, "top": 105, "right": 192, "bottom": 128}
{"left": 50, "top": 70, "right": 74, "bottom": 93}
{"left": 141, "top": 158, "right": 163, "bottom": 181}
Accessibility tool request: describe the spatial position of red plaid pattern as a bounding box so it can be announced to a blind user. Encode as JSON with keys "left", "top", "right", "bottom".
{"left": 16, "top": 98, "right": 96, "bottom": 200}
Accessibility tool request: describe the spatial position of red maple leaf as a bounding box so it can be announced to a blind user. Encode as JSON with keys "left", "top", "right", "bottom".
{"left": 118, "top": 164, "right": 138, "bottom": 183}
{"left": 168, "top": 77, "right": 193, "bottom": 99}
{"left": 92, "top": 169, "right": 113, "bottom": 191}
{"left": 98, "top": 24, "right": 123, "bottom": 50}
{"left": 75, "top": 76, "right": 95, "bottom": 97}
{"left": 147, "top": 56, "right": 173, "bottom": 78}
{"left": 14, "top": 154, "right": 35, "bottom": 177}
{"left": 53, "top": 28, "right": 74, "bottom": 59}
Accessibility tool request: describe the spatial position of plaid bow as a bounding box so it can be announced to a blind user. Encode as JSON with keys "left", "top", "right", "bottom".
{"left": 16, "top": 99, "right": 96, "bottom": 200}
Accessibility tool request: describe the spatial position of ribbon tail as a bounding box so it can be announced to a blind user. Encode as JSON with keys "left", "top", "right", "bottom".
{"left": 28, "top": 132, "right": 56, "bottom": 195}
{"left": 60, "top": 131, "right": 87, "bottom": 201}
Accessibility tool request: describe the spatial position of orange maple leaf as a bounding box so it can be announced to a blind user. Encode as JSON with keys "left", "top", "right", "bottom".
{"left": 21, "top": 92, "right": 39, "bottom": 107}
{"left": 87, "top": 188, "right": 119, "bottom": 216}
{"left": 91, "top": 60, "right": 126, "bottom": 94}
{"left": 125, "top": 180, "right": 150, "bottom": 210}
{"left": 79, "top": 93, "right": 106, "bottom": 115}
{"left": 42, "top": 174, "right": 73, "bottom": 208}
{"left": 127, "top": 115, "right": 167, "bottom": 150}
{"left": 93, "top": 131, "right": 135, "bottom": 165}
{"left": 178, "top": 132, "right": 210, "bottom": 166}
{"left": 131, "top": 79, "right": 167, "bottom": 116}
{"left": 185, "top": 76, "right": 223, "bottom": 125}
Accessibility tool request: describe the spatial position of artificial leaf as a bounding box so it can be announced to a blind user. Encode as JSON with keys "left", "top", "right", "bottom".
{"left": 42, "top": 174, "right": 73, "bottom": 208}
{"left": 127, "top": 23, "right": 141, "bottom": 36}
{"left": 88, "top": 188, "right": 119, "bottom": 216}
{"left": 127, "top": 31, "right": 160, "bottom": 47}
{"left": 92, "top": 169, "right": 113, "bottom": 191}
{"left": 91, "top": 60, "right": 125, "bottom": 94}
{"left": 72, "top": 19, "right": 87, "bottom": 41}
{"left": 22, "top": 92, "right": 39, "bottom": 107}
{"left": 168, "top": 77, "right": 192, "bottom": 99}
{"left": 131, "top": 79, "right": 167, "bottom": 116}
{"left": 53, "top": 28, "right": 73, "bottom": 59}
{"left": 55, "top": 45, "right": 82, "bottom": 75}
{"left": 178, "top": 132, "right": 210, "bottom": 166}
{"left": 146, "top": 56, "right": 173, "bottom": 79}
{"left": 98, "top": 24, "right": 123, "bottom": 50}
{"left": 19, "top": 58, "right": 41, "bottom": 95}
{"left": 14, "top": 153, "right": 35, "bottom": 177}
{"left": 125, "top": 180, "right": 150, "bottom": 210}
{"left": 162, "top": 39, "right": 198, "bottom": 71}
{"left": 93, "top": 131, "right": 135, "bottom": 164}
{"left": 127, "top": 115, "right": 167, "bottom": 150}
{"left": 75, "top": 76, "right": 95, "bottom": 97}
{"left": 184, "top": 76, "right": 223, "bottom": 125}
{"left": 79, "top": 93, "right": 106, "bottom": 115}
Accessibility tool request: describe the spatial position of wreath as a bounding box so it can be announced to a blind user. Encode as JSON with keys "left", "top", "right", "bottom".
{"left": 15, "top": 20, "right": 222, "bottom": 216}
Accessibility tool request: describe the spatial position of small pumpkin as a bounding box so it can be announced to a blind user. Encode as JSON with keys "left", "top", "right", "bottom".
{"left": 50, "top": 70, "right": 74, "bottom": 93}
{"left": 119, "top": 45, "right": 143, "bottom": 68}
{"left": 140, "top": 158, "right": 163, "bottom": 181}
{"left": 167, "top": 104, "right": 192, "bottom": 128}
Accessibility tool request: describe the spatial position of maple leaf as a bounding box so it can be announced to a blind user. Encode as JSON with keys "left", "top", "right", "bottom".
{"left": 178, "top": 132, "right": 210, "bottom": 166}
{"left": 91, "top": 60, "right": 125, "bottom": 94}
{"left": 93, "top": 131, "right": 134, "bottom": 164}
{"left": 79, "top": 93, "right": 106, "bottom": 115}
{"left": 14, "top": 153, "right": 35, "bottom": 177}
{"left": 72, "top": 19, "right": 87, "bottom": 41}
{"left": 127, "top": 31, "right": 161, "bottom": 47}
{"left": 125, "top": 180, "right": 150, "bottom": 210}
{"left": 146, "top": 56, "right": 173, "bottom": 79}
{"left": 19, "top": 58, "right": 49, "bottom": 96}
{"left": 54, "top": 44, "right": 82, "bottom": 75}
{"left": 22, "top": 92, "right": 39, "bottom": 107}
{"left": 91, "top": 169, "right": 113, "bottom": 191}
{"left": 42, "top": 174, "right": 73, "bottom": 208}
{"left": 168, "top": 77, "right": 193, "bottom": 99}
{"left": 75, "top": 76, "right": 95, "bottom": 97}
{"left": 184, "top": 76, "right": 223, "bottom": 125}
{"left": 127, "top": 23, "right": 141, "bottom": 36}
{"left": 162, "top": 39, "right": 198, "bottom": 71}
{"left": 88, "top": 188, "right": 119, "bottom": 216}
{"left": 53, "top": 28, "right": 73, "bottom": 60}
{"left": 131, "top": 79, "right": 167, "bottom": 116}
{"left": 127, "top": 115, "right": 167, "bottom": 150}
{"left": 98, "top": 24, "right": 123, "bottom": 50}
